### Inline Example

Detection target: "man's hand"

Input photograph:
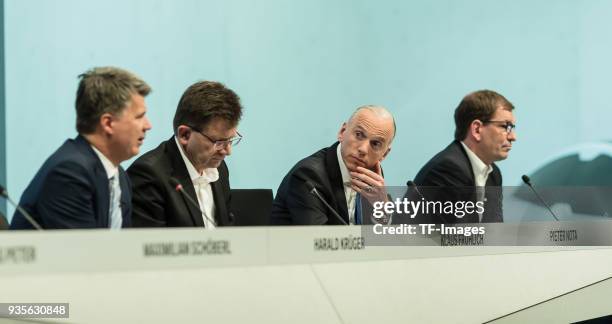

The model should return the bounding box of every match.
[350,162,388,204]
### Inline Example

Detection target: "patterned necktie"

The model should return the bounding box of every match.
[354,192,362,225]
[109,175,122,229]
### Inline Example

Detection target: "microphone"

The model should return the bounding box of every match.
[169,177,218,228]
[407,180,425,200]
[228,212,236,225]
[521,175,559,221]
[0,184,43,230]
[302,180,348,225]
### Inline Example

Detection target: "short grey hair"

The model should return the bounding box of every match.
[75,66,151,134]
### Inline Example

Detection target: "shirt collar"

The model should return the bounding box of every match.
[460,141,493,179]
[337,143,352,188]
[90,145,119,179]
[174,136,219,184]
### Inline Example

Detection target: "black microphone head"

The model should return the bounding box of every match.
[521,175,531,185]
[407,180,415,187]
[0,184,7,197]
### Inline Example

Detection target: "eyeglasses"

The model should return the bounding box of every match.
[482,120,516,133]
[189,126,243,150]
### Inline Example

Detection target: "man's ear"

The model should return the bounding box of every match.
[100,113,114,135]
[176,125,192,145]
[469,120,483,142]
[381,146,391,160]
[337,122,348,142]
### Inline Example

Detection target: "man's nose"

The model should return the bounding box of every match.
[507,129,517,142]
[219,142,232,156]
[144,117,152,131]
[357,140,369,155]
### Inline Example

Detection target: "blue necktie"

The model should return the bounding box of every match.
[354,192,362,225]
[109,175,122,229]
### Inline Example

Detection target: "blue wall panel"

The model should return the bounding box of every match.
[3,0,611,220]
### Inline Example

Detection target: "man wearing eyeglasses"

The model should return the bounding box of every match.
[271,105,395,225]
[128,81,243,228]
[413,89,516,223]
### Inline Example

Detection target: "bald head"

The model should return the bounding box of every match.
[348,105,396,141]
[338,105,395,172]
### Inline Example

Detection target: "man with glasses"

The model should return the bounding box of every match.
[128,81,243,228]
[271,105,395,225]
[413,89,516,223]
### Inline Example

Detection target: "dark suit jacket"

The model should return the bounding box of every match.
[127,137,232,227]
[413,140,503,223]
[271,142,350,225]
[10,135,132,229]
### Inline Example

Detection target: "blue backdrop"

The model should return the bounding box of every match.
[2,0,611,219]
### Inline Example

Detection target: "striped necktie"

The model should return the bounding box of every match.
[109,175,122,229]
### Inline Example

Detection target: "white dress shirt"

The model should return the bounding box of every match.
[460,141,493,222]
[175,137,219,229]
[337,144,358,225]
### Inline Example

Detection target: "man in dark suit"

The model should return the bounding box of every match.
[413,90,517,223]
[271,106,395,225]
[128,81,243,228]
[11,67,152,229]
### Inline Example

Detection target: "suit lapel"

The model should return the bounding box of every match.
[483,165,503,222]
[93,165,110,228]
[453,141,476,185]
[75,136,110,228]
[211,181,228,226]
[167,137,205,227]
[118,169,132,227]
[325,142,349,223]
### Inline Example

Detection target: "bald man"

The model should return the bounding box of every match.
[271,105,396,225]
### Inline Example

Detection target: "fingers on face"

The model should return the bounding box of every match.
[350,177,369,192]
[351,168,384,184]
[350,176,385,196]
[374,162,382,176]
